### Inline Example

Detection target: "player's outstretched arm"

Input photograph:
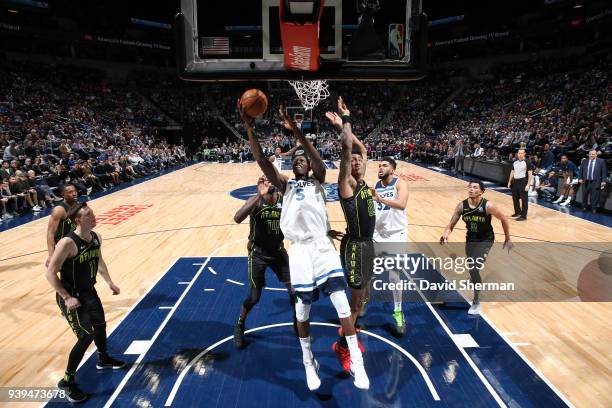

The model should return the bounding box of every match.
[373,177,409,210]
[352,134,367,162]
[326,100,367,175]
[234,177,268,223]
[441,202,463,244]
[279,105,326,183]
[238,100,288,191]
[486,202,513,251]
[351,132,368,178]
[334,97,356,199]
[280,143,301,158]
[270,143,301,162]
[234,194,260,224]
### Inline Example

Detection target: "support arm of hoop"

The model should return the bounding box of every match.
[279,1,325,72]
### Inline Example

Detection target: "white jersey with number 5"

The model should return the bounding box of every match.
[374,176,407,238]
[280,177,330,243]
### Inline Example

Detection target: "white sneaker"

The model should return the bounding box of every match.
[86,187,93,195]
[3,213,13,219]
[350,360,370,390]
[32,205,42,212]
[303,359,321,391]
[468,303,481,315]
[560,197,572,206]
[553,196,564,204]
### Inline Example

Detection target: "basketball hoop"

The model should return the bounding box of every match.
[287,79,330,111]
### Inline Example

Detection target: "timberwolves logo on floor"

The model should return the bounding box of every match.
[230,183,340,202]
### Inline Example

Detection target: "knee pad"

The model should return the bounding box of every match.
[295,297,311,323]
[330,291,351,319]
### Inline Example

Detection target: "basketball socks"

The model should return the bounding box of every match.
[64,371,75,383]
[300,336,320,391]
[345,335,363,364]
[299,336,313,363]
[347,334,369,389]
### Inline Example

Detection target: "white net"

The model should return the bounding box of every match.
[287,79,330,111]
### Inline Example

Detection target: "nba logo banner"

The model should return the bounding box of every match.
[388,24,404,59]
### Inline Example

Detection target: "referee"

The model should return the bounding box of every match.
[507,149,533,221]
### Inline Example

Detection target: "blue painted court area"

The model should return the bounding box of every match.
[46,256,571,407]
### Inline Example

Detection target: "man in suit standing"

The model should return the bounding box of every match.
[579,150,607,214]
[453,139,466,175]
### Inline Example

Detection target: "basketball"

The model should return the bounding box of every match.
[240,89,268,118]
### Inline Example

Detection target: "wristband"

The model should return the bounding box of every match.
[341,115,351,124]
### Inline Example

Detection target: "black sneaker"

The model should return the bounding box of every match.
[234,323,245,349]
[96,355,126,370]
[57,379,89,403]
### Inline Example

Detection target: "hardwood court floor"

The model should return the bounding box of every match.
[0,162,610,407]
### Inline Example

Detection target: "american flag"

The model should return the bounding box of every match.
[200,37,230,55]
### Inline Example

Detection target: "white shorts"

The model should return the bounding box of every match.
[289,237,344,293]
[374,230,408,257]
[373,230,407,243]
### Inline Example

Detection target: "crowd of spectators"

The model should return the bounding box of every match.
[216,55,609,207]
[2,52,610,222]
[0,62,187,223]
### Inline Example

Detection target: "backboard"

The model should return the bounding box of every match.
[176,0,427,81]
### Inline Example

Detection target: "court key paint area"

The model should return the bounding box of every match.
[45,256,570,407]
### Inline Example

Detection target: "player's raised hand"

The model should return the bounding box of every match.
[337,96,350,117]
[325,111,342,131]
[237,99,254,129]
[279,105,297,131]
[256,177,270,196]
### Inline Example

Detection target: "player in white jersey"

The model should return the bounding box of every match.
[239,101,369,391]
[371,157,409,336]
[269,144,300,172]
